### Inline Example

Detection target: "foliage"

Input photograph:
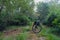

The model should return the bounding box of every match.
[0,0,34,31]
[37,2,49,23]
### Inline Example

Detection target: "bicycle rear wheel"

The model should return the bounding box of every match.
[32,25,42,33]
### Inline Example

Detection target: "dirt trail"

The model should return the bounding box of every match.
[2,28,46,40]
[3,28,22,36]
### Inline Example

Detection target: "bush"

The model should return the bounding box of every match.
[43,14,57,27]
[0,20,7,31]
[7,14,31,26]
[0,13,31,31]
[51,25,60,36]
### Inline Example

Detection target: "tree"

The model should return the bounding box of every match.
[0,0,35,31]
[37,2,49,23]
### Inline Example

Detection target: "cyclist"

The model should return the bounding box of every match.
[32,16,42,33]
[32,16,40,28]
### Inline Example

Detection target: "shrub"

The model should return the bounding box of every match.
[0,20,7,31]
[43,14,57,27]
[7,15,31,26]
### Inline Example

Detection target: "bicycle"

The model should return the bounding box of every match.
[32,23,42,33]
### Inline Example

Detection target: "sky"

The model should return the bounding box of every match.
[34,0,51,4]
[34,0,60,12]
[34,0,51,12]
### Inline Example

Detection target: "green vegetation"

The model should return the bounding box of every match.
[0,26,60,40]
[0,0,60,40]
[38,26,60,40]
[16,32,28,40]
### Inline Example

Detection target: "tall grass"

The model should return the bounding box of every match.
[39,26,60,40]
[16,32,28,40]
[0,32,28,40]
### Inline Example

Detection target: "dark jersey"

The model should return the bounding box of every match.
[34,20,40,25]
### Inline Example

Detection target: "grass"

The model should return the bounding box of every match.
[16,32,28,40]
[46,34,60,40]
[0,25,60,40]
[0,32,28,40]
[5,26,22,30]
[21,26,31,33]
[0,33,28,40]
[0,32,4,40]
[38,25,60,40]
[0,26,30,40]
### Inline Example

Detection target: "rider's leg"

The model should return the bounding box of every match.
[35,25,37,28]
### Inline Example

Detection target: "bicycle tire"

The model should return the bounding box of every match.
[32,25,42,33]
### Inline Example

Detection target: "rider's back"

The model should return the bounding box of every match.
[34,20,40,26]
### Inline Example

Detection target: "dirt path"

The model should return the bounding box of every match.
[2,28,46,40]
[3,28,22,36]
